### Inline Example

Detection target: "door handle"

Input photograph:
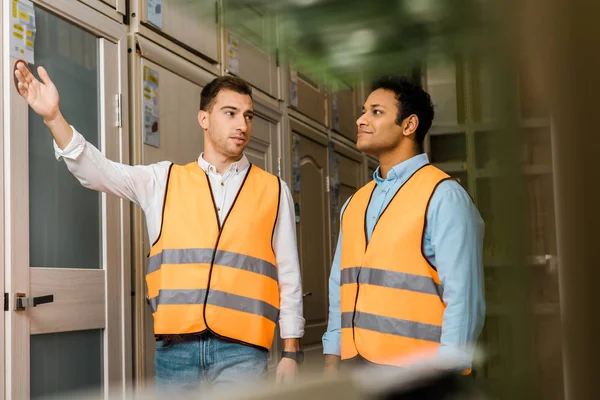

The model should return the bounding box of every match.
[303,292,312,298]
[15,293,54,311]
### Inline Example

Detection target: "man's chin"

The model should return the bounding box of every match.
[225,147,245,159]
[357,141,377,156]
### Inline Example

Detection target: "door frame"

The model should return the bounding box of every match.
[3,1,130,398]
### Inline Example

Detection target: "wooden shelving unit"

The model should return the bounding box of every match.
[423,55,563,399]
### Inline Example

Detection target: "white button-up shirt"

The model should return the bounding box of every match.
[54,127,305,339]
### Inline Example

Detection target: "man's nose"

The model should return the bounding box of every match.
[237,117,248,133]
[357,114,368,127]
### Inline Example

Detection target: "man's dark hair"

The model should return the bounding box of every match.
[371,76,434,149]
[200,76,253,111]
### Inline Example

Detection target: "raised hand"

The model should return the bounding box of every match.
[14,61,61,122]
[13,61,73,149]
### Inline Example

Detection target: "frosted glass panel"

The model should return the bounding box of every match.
[28,7,102,269]
[30,329,103,399]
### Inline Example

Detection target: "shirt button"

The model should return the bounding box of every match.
[221,182,224,186]
[217,207,221,211]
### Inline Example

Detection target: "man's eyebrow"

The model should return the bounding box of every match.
[220,106,239,111]
[362,103,385,110]
[220,106,254,114]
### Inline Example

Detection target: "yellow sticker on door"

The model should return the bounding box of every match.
[10,0,36,64]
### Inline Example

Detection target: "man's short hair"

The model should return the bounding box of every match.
[200,76,253,112]
[371,76,435,149]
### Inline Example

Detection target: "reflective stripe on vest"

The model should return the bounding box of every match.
[340,164,451,366]
[146,162,281,349]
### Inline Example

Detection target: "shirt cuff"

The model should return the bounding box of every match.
[437,344,473,370]
[322,330,341,356]
[279,316,305,339]
[53,125,85,161]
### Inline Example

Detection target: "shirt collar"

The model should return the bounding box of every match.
[373,153,430,184]
[197,153,250,175]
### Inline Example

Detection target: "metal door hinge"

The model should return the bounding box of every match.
[15,293,54,311]
[4,293,8,311]
[116,93,122,128]
[325,176,330,192]
[275,48,280,67]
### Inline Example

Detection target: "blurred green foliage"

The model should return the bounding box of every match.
[225,0,483,84]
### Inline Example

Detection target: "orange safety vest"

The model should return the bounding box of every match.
[146,162,281,350]
[340,164,451,366]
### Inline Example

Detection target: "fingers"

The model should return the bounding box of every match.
[16,62,34,84]
[37,66,53,86]
[17,81,28,97]
[14,69,26,85]
[14,68,31,89]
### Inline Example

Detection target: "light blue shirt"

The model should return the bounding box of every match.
[322,153,485,368]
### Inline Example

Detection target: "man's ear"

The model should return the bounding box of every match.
[402,114,419,137]
[198,110,209,131]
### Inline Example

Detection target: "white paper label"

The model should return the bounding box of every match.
[10,0,36,64]
[226,33,240,75]
[148,0,163,29]
[143,66,160,148]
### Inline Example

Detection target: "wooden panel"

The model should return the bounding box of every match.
[425,58,464,125]
[30,269,106,334]
[533,316,564,400]
[330,143,363,255]
[34,0,124,41]
[245,114,278,174]
[100,0,117,8]
[292,68,327,125]
[338,154,362,206]
[135,35,217,88]
[227,5,278,97]
[292,131,330,347]
[332,84,358,141]
[140,59,204,165]
[141,0,219,62]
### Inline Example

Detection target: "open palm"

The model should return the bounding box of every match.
[14,62,60,121]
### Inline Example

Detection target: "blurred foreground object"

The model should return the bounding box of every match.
[50,351,487,399]
[225,0,482,82]
[520,0,600,399]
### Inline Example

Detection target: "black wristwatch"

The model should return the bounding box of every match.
[281,350,304,365]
